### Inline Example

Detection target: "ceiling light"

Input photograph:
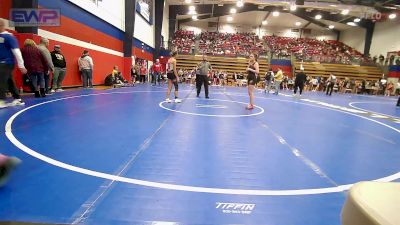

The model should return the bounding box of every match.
[354,18,361,22]
[290,4,297,11]
[341,9,349,15]
[188,10,197,15]
[192,15,198,20]
[230,8,237,14]
[236,1,244,7]
[295,22,301,26]
[389,13,397,19]
[227,16,233,22]
[189,5,196,11]
[185,0,192,3]
[328,25,335,29]
[330,5,337,7]
[315,14,322,20]
[272,11,280,17]
[262,20,268,25]
[347,22,356,26]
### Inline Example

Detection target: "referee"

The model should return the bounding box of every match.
[196,54,212,98]
[293,67,307,96]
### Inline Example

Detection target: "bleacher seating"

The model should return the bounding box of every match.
[198,32,265,56]
[293,61,383,82]
[176,54,269,83]
[172,30,195,54]
[171,31,383,84]
[264,36,367,64]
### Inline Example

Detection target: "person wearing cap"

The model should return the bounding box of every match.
[78,50,94,88]
[51,45,67,92]
[293,67,307,96]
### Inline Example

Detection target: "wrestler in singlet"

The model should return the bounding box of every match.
[247,62,257,85]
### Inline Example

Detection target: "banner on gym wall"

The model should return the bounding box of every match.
[136,0,153,24]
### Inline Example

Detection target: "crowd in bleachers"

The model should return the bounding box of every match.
[198,32,265,57]
[172,30,196,54]
[169,30,400,96]
[171,30,375,64]
[373,53,400,66]
[264,36,366,64]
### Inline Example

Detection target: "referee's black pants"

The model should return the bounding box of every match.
[293,81,304,95]
[196,75,209,97]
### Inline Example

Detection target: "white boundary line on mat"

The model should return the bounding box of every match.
[5,91,400,196]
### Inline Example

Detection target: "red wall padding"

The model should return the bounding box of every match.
[0,0,12,19]
[41,15,123,53]
[14,33,126,88]
[389,71,400,78]
[133,47,153,62]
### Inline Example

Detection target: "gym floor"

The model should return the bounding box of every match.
[1,84,399,225]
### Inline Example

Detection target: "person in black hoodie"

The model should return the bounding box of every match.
[51,45,67,92]
[293,67,307,96]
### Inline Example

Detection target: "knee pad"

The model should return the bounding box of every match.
[174,82,179,91]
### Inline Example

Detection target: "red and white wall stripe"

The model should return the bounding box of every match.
[2,0,156,88]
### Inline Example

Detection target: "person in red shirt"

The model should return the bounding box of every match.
[139,64,147,83]
[152,59,163,86]
[21,39,49,97]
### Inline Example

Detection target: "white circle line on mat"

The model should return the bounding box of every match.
[348,101,400,119]
[159,98,265,117]
[5,92,400,196]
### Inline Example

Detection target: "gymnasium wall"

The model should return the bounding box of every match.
[67,0,155,49]
[339,27,366,54]
[340,20,400,57]
[162,1,169,48]
[37,0,127,87]
[2,0,156,87]
[134,12,155,48]
[369,20,400,57]
[180,22,209,34]
[66,0,125,31]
